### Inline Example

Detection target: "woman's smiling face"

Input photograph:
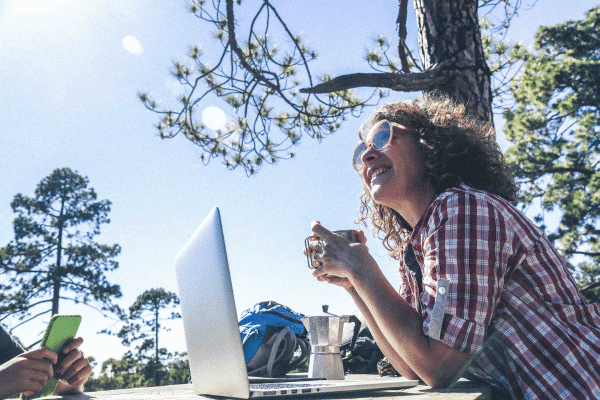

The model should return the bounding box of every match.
[359,121,431,212]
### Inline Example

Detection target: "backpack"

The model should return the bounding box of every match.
[340,312,384,374]
[239,301,310,377]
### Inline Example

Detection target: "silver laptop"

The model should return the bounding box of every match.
[174,207,418,398]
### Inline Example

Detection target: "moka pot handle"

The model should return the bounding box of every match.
[348,315,362,354]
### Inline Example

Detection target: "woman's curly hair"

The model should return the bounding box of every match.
[357,93,518,259]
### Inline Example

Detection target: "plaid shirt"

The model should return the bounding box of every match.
[398,183,600,399]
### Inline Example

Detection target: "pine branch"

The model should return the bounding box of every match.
[0,265,47,274]
[565,250,600,257]
[59,295,122,318]
[580,281,600,295]
[10,308,52,331]
[26,338,43,350]
[225,0,303,114]
[300,69,449,94]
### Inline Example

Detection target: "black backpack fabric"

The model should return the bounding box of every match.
[340,313,384,374]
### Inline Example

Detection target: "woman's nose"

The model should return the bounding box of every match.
[361,145,380,165]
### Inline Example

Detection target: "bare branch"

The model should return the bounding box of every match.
[300,69,449,94]
[9,308,52,332]
[226,0,278,94]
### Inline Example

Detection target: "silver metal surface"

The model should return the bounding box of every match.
[311,345,341,354]
[302,314,354,380]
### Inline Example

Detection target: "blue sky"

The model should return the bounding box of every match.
[1,0,597,367]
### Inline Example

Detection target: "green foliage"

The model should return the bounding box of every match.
[0,168,122,343]
[140,0,537,174]
[139,1,385,175]
[480,14,529,108]
[100,288,182,387]
[85,351,190,391]
[364,35,414,75]
[503,6,600,303]
[87,353,145,390]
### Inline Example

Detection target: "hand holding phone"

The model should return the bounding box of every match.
[20,315,81,400]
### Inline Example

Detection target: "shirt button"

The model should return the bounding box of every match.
[438,286,447,295]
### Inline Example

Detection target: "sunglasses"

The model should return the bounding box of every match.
[351,120,411,170]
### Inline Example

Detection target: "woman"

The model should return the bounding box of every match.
[308,94,600,399]
[0,325,92,399]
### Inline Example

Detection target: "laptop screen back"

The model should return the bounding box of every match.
[174,207,250,398]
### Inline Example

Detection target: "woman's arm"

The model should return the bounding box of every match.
[317,274,419,379]
[347,290,419,380]
[311,231,419,378]
[311,222,473,387]
[349,262,472,387]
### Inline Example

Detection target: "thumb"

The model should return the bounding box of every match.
[356,230,367,244]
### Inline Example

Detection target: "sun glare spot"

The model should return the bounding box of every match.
[202,106,227,131]
[122,36,143,56]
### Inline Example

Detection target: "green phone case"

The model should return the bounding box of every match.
[20,314,81,400]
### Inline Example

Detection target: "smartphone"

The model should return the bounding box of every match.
[20,314,82,400]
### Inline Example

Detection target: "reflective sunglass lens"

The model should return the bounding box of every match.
[352,142,367,168]
[372,121,391,149]
[352,121,394,170]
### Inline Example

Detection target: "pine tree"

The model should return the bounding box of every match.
[139,0,525,175]
[504,6,600,303]
[0,168,122,343]
[101,288,181,386]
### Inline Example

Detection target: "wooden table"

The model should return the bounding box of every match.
[38,376,491,400]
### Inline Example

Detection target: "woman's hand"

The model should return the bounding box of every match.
[54,337,92,395]
[0,348,57,399]
[316,274,357,293]
[308,221,377,289]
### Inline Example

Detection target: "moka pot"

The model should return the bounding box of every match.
[301,313,361,380]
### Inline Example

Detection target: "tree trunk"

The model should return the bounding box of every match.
[155,307,160,386]
[52,200,65,315]
[301,0,493,124]
[414,0,493,123]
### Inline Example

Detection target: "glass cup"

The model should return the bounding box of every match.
[304,230,359,269]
